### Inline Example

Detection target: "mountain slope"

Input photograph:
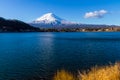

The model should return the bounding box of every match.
[0,17,39,32]
[30,13,76,27]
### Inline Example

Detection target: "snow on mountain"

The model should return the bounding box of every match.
[30,13,77,27]
[34,13,63,23]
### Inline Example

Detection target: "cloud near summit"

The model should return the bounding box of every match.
[84,10,108,19]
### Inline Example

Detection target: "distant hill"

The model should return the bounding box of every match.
[0,17,40,32]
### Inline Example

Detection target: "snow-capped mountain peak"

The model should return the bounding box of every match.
[30,13,78,27]
[34,13,64,24]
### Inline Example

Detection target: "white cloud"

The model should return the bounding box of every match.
[84,10,108,18]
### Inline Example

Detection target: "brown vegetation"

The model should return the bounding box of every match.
[53,62,120,80]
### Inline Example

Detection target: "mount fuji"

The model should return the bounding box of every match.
[30,13,78,27]
[29,13,115,29]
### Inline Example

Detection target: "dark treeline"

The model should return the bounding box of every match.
[0,17,40,32]
[39,27,120,32]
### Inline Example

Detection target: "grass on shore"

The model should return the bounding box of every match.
[53,70,76,80]
[53,62,120,80]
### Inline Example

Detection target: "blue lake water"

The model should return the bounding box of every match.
[0,32,120,80]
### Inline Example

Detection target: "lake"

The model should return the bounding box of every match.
[0,32,120,80]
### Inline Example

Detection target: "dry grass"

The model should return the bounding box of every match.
[53,62,120,80]
[53,69,76,80]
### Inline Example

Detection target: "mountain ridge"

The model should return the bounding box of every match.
[30,13,77,27]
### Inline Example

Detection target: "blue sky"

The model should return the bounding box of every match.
[0,0,120,25]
